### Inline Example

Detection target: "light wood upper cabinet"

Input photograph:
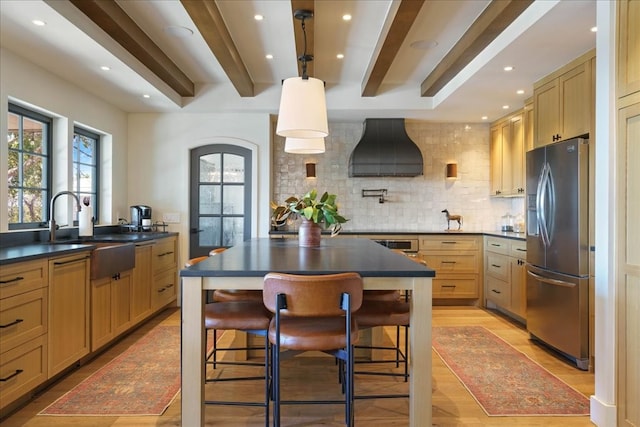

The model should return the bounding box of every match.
[617,0,640,97]
[523,98,534,152]
[490,110,525,196]
[533,50,595,147]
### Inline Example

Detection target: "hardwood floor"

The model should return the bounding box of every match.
[1,306,595,426]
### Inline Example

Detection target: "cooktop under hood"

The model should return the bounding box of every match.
[348,119,423,177]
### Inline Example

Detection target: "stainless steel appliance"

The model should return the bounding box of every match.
[131,205,152,232]
[526,137,589,370]
[371,236,419,256]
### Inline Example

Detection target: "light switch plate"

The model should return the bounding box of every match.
[163,212,180,223]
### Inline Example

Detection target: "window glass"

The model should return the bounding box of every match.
[7,105,51,227]
[72,128,99,220]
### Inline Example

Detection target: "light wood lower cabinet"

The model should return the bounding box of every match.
[484,236,527,321]
[48,253,91,378]
[151,236,178,311]
[419,235,482,302]
[0,259,49,413]
[91,270,133,351]
[131,242,153,325]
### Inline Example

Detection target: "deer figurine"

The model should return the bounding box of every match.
[442,209,463,230]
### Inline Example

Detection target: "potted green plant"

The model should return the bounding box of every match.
[271,189,348,246]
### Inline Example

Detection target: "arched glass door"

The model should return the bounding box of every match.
[189,144,251,258]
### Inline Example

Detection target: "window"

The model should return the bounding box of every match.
[7,104,51,229]
[73,127,99,221]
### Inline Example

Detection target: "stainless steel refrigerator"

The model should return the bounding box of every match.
[525,137,590,370]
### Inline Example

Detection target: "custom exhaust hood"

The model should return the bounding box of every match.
[348,118,424,177]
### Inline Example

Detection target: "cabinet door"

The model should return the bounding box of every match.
[617,0,640,97]
[490,125,503,196]
[91,277,113,351]
[510,113,525,194]
[509,257,527,319]
[112,271,132,336]
[500,121,513,195]
[560,62,591,140]
[48,254,90,377]
[534,78,560,147]
[131,243,153,325]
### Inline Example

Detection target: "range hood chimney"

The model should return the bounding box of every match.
[348,118,423,177]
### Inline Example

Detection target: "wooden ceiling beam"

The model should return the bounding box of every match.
[362,0,426,97]
[420,0,534,97]
[291,0,315,79]
[68,0,194,97]
[181,0,254,97]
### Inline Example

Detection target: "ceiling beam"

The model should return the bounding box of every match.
[291,0,315,79]
[420,0,534,97]
[67,0,194,97]
[361,0,426,97]
[180,0,254,97]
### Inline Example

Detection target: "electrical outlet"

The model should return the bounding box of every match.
[163,212,180,223]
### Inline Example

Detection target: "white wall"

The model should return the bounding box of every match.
[272,120,522,232]
[0,47,129,230]
[127,112,272,263]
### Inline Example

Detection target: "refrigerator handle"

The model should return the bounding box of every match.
[537,163,550,246]
[546,165,556,244]
[527,270,576,288]
[536,164,546,243]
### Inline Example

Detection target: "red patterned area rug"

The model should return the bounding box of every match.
[39,325,213,416]
[432,326,590,416]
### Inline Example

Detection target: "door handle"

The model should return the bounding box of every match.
[190,228,204,234]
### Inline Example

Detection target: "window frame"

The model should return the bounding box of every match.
[7,103,53,230]
[72,126,100,223]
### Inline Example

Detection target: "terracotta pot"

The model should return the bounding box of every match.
[298,219,322,247]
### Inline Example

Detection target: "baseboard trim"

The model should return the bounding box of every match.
[590,394,617,426]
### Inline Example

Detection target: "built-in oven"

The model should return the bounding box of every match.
[370,235,419,256]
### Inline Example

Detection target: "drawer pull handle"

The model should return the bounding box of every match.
[491,264,501,268]
[158,251,174,257]
[54,256,90,266]
[0,276,24,285]
[0,318,24,329]
[158,287,166,293]
[442,285,456,289]
[441,241,457,244]
[0,369,24,382]
[165,284,174,288]
[441,261,456,264]
[491,289,501,294]
[491,243,501,247]
[516,248,526,252]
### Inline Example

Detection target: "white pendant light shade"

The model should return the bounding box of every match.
[276,76,328,138]
[284,137,325,154]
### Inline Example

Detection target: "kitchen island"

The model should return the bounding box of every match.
[180,237,435,426]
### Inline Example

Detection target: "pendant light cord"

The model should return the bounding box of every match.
[297,14,312,80]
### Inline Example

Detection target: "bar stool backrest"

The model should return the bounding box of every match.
[263,272,363,317]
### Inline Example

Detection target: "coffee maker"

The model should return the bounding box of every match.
[131,205,152,231]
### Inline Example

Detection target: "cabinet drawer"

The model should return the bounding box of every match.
[0,259,48,300]
[0,288,47,353]
[485,237,509,255]
[486,253,510,281]
[152,238,177,274]
[422,253,478,274]
[510,241,527,258]
[0,335,47,410]
[419,236,479,251]
[486,276,511,307]
[152,269,177,309]
[433,275,479,298]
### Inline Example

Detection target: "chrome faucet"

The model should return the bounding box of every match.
[49,191,82,242]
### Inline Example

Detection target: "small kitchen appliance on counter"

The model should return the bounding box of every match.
[130,205,152,231]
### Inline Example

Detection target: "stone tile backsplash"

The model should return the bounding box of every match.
[272,121,523,232]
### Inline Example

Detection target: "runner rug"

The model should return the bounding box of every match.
[432,326,590,416]
[39,325,214,416]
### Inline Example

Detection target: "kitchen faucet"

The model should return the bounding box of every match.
[49,191,82,242]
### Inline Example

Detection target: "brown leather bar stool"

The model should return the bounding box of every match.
[263,272,363,427]
[184,256,271,424]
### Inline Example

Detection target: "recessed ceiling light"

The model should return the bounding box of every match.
[254,14,264,21]
[502,105,510,109]
[516,89,524,95]
[265,54,273,59]
[100,66,110,71]
[164,26,193,38]
[591,26,597,32]
[410,39,438,50]
[342,14,352,21]
[142,94,151,99]
[503,66,514,72]
[32,19,46,26]
[481,116,488,120]
[336,53,344,59]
